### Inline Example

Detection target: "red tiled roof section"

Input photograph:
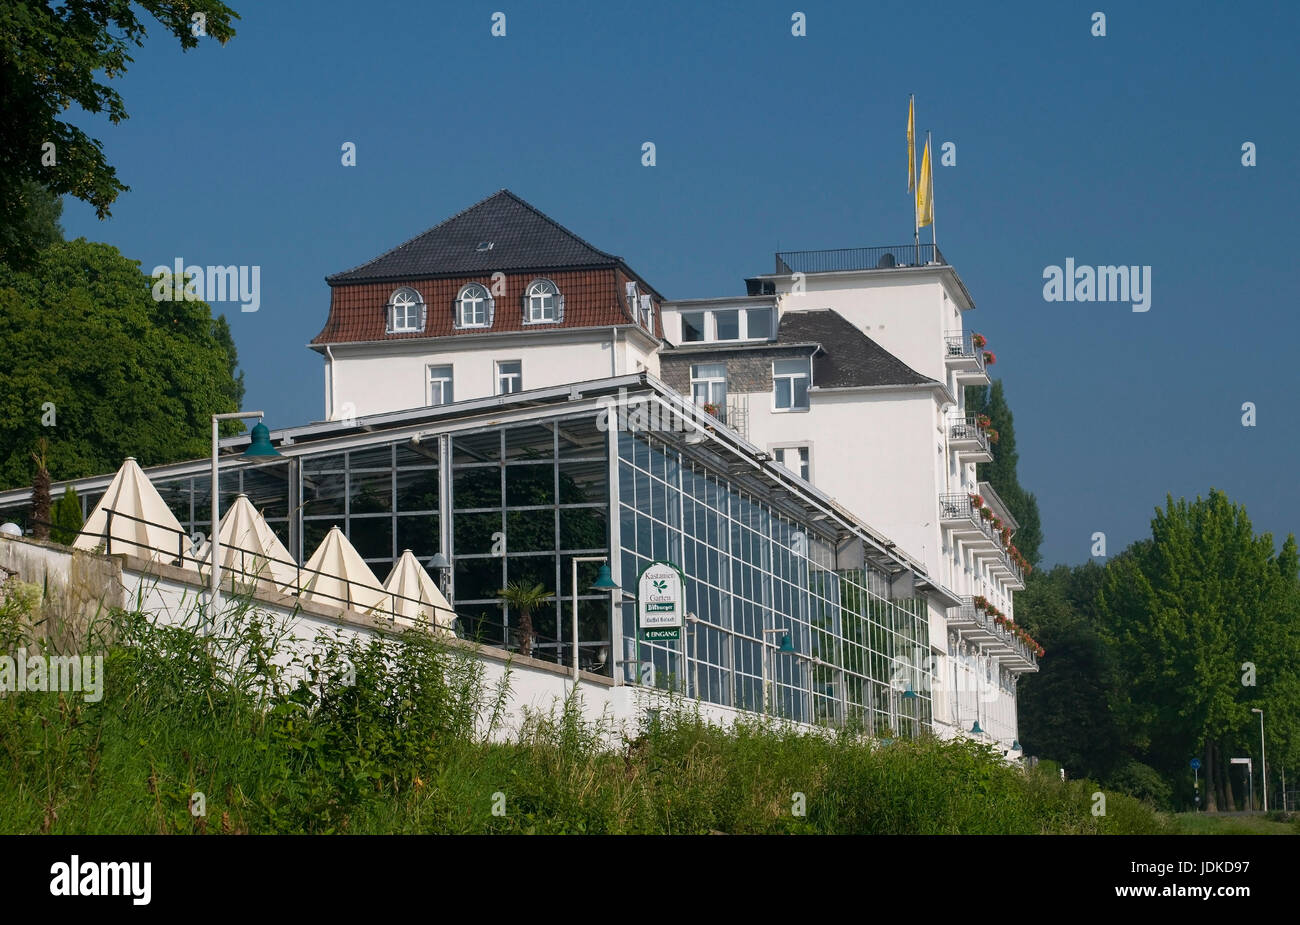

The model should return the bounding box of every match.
[312,268,663,344]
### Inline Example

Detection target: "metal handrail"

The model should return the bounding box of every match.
[775,244,946,274]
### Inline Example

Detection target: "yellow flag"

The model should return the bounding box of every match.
[916,134,933,228]
[907,96,915,194]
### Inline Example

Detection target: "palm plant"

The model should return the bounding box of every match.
[498,581,553,658]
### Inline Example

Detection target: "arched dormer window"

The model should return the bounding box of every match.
[386,287,425,334]
[455,283,494,329]
[524,279,563,324]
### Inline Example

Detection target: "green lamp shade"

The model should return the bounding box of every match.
[589,563,619,590]
[243,422,281,458]
[901,687,919,700]
[777,634,795,653]
[1011,739,1021,751]
[970,721,984,735]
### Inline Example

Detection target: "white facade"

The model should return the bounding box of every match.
[659,260,1034,747]
[322,326,661,420]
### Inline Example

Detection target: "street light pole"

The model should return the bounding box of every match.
[571,556,619,683]
[1252,707,1268,812]
[210,411,269,628]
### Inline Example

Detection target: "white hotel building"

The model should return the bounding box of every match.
[1,191,1036,748]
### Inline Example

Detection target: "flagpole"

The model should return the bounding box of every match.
[911,95,919,266]
[927,130,937,261]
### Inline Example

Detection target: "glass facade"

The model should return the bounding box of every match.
[617,428,933,732]
[0,390,938,732]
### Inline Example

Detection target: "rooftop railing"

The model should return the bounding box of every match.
[775,243,946,275]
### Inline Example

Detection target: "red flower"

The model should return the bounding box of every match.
[983,351,997,365]
[972,333,987,349]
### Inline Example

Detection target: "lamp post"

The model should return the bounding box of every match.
[209,412,280,628]
[571,556,620,682]
[1251,707,1268,812]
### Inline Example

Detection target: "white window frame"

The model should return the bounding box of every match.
[772,356,811,412]
[386,287,425,334]
[690,362,727,411]
[771,444,812,481]
[679,306,774,344]
[496,359,522,395]
[639,293,655,332]
[427,364,454,406]
[455,283,494,329]
[524,279,562,324]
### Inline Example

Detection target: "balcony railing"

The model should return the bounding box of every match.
[948,414,992,461]
[944,331,988,380]
[775,243,946,275]
[940,493,1025,587]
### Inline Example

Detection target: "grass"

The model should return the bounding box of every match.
[1166,813,1298,835]
[0,583,1175,834]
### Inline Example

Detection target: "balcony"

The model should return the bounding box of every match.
[775,244,946,274]
[939,493,997,550]
[948,415,992,463]
[946,596,1001,644]
[1004,637,1040,673]
[944,332,989,384]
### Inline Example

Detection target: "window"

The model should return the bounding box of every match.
[714,309,740,340]
[428,365,454,405]
[387,287,424,333]
[690,363,727,415]
[525,279,561,323]
[456,283,493,328]
[639,294,655,332]
[774,446,810,481]
[681,311,705,342]
[773,357,811,410]
[675,306,773,344]
[496,360,522,395]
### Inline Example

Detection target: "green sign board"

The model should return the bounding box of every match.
[637,560,685,641]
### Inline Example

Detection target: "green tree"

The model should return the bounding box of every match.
[0,238,245,489]
[0,1,239,268]
[29,437,51,540]
[967,380,1042,567]
[498,581,553,657]
[1097,490,1300,812]
[1016,564,1128,783]
[0,181,63,264]
[50,485,83,545]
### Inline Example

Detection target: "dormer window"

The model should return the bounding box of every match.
[525,279,563,323]
[386,287,425,334]
[455,283,494,329]
[638,293,655,332]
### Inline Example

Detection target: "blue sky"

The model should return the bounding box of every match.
[56,0,1300,567]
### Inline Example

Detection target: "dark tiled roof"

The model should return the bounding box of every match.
[327,190,623,283]
[777,310,934,388]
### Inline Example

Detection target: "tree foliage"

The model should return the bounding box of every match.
[1020,489,1300,811]
[0,0,239,268]
[0,238,245,489]
[967,380,1042,567]
[51,485,83,545]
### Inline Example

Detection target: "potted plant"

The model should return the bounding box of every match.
[986,427,1000,444]
[969,492,984,508]
[974,414,992,430]
[701,401,720,419]
[980,506,993,521]
[498,580,554,658]
[971,333,987,349]
[983,350,997,365]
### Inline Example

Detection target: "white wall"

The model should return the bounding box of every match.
[327,329,659,420]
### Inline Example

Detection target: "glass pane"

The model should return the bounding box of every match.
[793,377,809,408]
[453,466,501,509]
[350,470,392,513]
[714,310,740,340]
[692,362,725,380]
[396,514,439,555]
[349,445,394,470]
[558,459,607,504]
[302,472,345,516]
[774,358,807,376]
[454,557,506,603]
[241,463,290,520]
[453,431,500,464]
[745,309,772,339]
[349,516,392,561]
[681,311,705,342]
[560,506,607,551]
[504,423,553,459]
[507,508,556,553]
[395,468,440,513]
[774,379,792,409]
[507,463,555,506]
[454,510,502,557]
